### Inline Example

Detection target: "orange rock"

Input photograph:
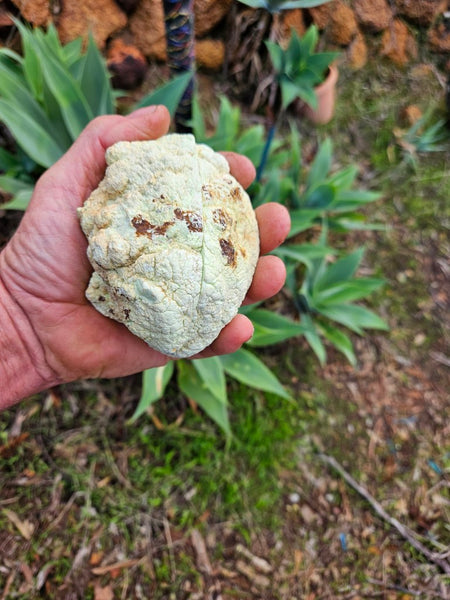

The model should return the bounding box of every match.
[9,0,50,26]
[428,22,450,53]
[107,38,147,89]
[347,30,368,69]
[196,38,225,70]
[380,19,418,66]
[128,0,167,61]
[56,0,127,49]
[194,0,233,38]
[401,104,422,126]
[280,9,305,37]
[329,1,358,46]
[409,63,435,80]
[130,0,231,61]
[395,0,447,25]
[0,1,14,27]
[272,9,305,48]
[354,0,392,31]
[116,0,140,13]
[308,3,332,30]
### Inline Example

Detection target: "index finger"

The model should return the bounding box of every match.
[220,151,256,189]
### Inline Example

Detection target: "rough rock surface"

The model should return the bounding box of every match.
[347,30,368,69]
[78,134,260,358]
[194,0,233,38]
[128,0,167,60]
[56,0,127,48]
[308,4,332,30]
[9,0,50,26]
[380,18,418,65]
[329,1,358,46]
[0,2,13,27]
[428,22,450,53]
[396,0,447,25]
[274,8,305,46]
[354,0,392,31]
[107,37,147,89]
[196,38,225,70]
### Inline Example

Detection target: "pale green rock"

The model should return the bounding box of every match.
[78,134,259,358]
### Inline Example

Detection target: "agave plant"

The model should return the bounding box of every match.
[395,110,450,169]
[0,21,191,209]
[266,25,339,111]
[132,350,292,436]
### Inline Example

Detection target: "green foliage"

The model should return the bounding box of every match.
[192,99,387,368]
[192,95,277,166]
[178,360,231,435]
[252,132,384,234]
[237,0,331,13]
[0,22,190,209]
[0,21,113,169]
[133,351,292,435]
[134,71,194,116]
[244,308,306,346]
[397,110,450,169]
[266,26,339,110]
[130,362,175,421]
[0,175,33,209]
[292,250,387,365]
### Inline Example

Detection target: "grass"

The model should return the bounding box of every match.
[0,381,309,596]
[1,53,449,598]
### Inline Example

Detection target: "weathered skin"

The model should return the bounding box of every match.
[78,134,259,358]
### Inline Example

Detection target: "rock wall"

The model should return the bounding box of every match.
[308,0,449,67]
[1,0,231,71]
[1,0,448,77]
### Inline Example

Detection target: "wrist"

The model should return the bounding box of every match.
[0,266,59,409]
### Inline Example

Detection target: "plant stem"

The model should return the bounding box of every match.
[256,121,276,182]
[163,0,195,133]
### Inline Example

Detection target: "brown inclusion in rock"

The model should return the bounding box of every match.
[131,215,174,239]
[219,238,236,267]
[174,208,203,232]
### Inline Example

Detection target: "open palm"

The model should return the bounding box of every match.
[0,106,289,387]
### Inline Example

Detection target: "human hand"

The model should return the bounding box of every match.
[0,106,289,405]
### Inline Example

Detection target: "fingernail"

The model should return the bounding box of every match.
[128,105,162,119]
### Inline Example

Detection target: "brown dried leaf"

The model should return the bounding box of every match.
[236,560,270,588]
[91,558,141,575]
[235,544,272,574]
[191,529,212,575]
[94,583,114,600]
[3,509,34,540]
[0,434,29,459]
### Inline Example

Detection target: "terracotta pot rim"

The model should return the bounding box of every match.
[304,63,339,125]
[315,63,339,93]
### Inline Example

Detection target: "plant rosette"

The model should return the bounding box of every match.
[266,25,340,121]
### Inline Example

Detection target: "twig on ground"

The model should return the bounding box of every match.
[0,569,16,600]
[163,517,176,583]
[100,429,131,489]
[318,453,450,575]
[366,578,422,596]
[191,529,213,575]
